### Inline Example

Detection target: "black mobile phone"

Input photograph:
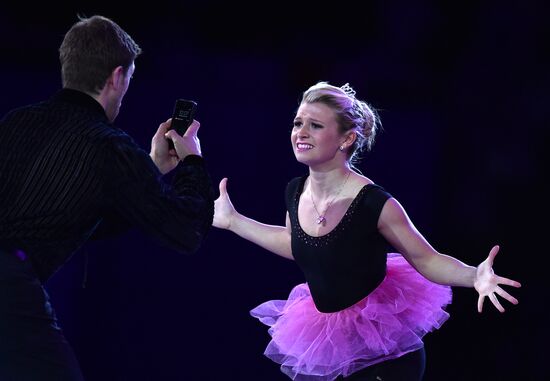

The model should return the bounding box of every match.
[170,99,197,136]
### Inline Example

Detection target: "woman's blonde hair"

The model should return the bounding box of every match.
[301,81,379,166]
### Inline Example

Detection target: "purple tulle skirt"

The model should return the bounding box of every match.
[250,253,452,380]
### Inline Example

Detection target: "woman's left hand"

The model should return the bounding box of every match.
[474,245,521,313]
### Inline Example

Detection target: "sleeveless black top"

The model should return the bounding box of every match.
[285,176,392,313]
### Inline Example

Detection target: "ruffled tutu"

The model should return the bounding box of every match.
[250,253,452,380]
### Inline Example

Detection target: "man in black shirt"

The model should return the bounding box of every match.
[0,15,214,380]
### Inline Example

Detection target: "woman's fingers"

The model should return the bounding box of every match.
[489,292,505,313]
[495,286,519,305]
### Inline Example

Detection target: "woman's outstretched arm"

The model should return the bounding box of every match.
[378,198,521,312]
[213,178,293,260]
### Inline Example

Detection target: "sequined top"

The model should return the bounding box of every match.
[285,175,392,313]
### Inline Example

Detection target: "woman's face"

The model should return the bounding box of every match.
[291,102,344,168]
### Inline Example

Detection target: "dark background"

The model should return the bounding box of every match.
[1,1,547,380]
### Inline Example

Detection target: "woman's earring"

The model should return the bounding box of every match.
[339,145,344,151]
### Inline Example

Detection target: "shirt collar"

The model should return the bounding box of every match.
[52,88,110,123]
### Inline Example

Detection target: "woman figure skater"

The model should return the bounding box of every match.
[213,82,521,380]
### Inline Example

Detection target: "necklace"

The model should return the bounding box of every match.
[309,171,351,225]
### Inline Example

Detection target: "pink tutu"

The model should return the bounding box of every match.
[250,253,452,380]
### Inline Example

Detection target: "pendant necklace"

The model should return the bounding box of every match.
[309,171,351,225]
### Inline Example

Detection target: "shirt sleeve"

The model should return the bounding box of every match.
[285,176,303,212]
[363,184,392,230]
[100,132,214,254]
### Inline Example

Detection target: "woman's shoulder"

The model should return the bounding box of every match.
[284,175,307,209]
[354,173,391,193]
[349,174,393,209]
[286,175,307,192]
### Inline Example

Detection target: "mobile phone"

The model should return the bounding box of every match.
[170,99,197,136]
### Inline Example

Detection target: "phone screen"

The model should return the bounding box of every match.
[171,99,197,135]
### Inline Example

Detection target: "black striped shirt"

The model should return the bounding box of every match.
[0,89,214,282]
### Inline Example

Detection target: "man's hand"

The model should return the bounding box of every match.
[150,119,202,174]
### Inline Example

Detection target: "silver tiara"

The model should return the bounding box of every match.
[340,83,356,98]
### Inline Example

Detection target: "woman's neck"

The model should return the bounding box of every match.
[307,166,352,199]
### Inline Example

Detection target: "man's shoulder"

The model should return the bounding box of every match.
[1,100,45,122]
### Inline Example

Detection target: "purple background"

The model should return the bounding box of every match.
[1,1,546,380]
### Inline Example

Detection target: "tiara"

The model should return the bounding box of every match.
[340,83,356,98]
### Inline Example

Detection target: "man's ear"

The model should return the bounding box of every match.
[107,66,126,91]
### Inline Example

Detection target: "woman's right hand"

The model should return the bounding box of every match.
[213,178,237,230]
